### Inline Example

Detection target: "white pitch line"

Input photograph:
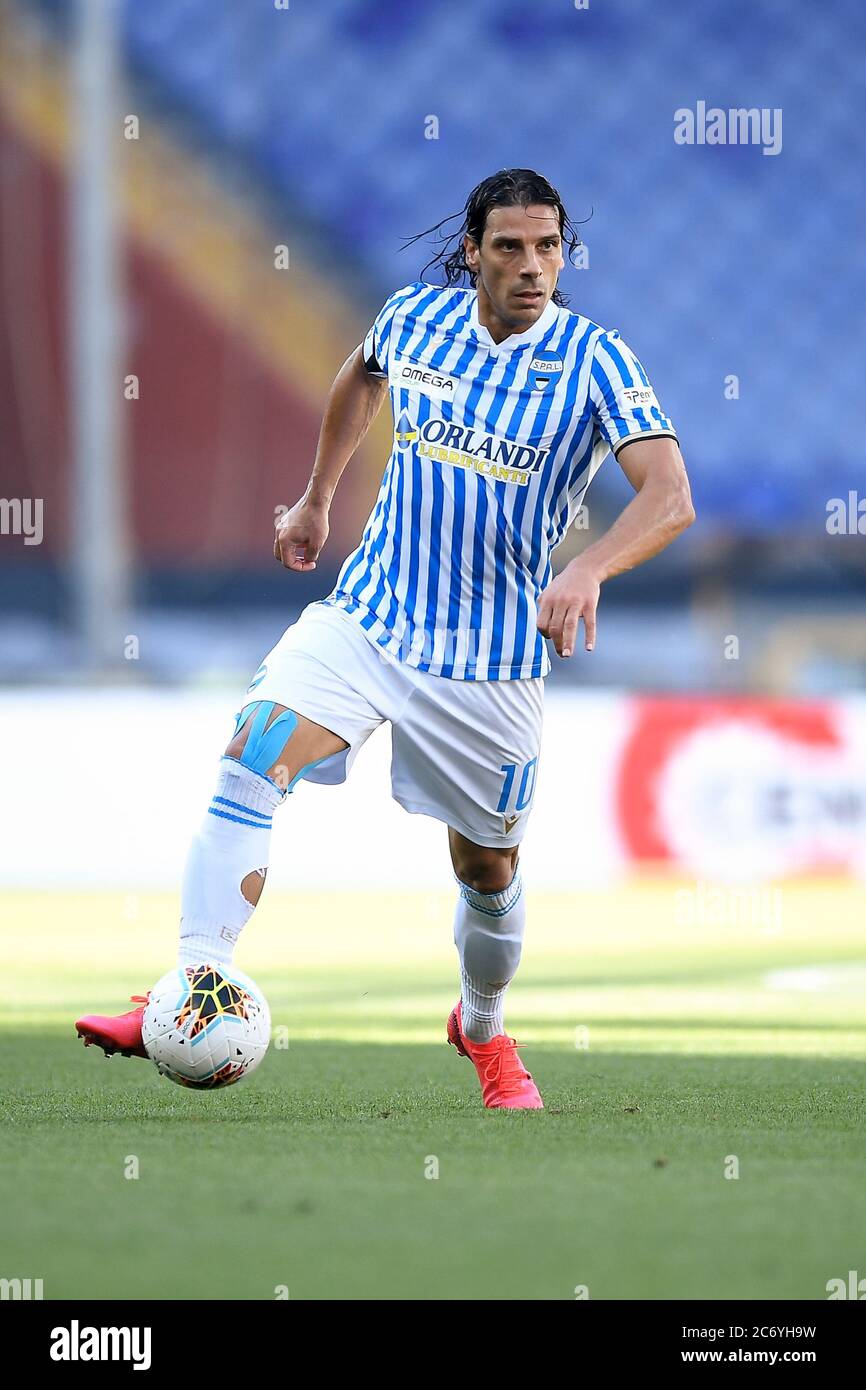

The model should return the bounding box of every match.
[763,962,866,993]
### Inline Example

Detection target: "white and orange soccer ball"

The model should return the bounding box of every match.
[141,964,271,1089]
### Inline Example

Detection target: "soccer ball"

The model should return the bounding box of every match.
[141,964,271,1089]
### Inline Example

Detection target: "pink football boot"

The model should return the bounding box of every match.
[75,994,150,1060]
[447,1000,543,1109]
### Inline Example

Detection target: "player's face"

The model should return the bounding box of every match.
[464,203,565,338]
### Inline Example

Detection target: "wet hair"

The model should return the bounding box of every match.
[401,168,586,307]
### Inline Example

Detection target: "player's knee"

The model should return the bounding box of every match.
[224,700,299,784]
[453,846,519,896]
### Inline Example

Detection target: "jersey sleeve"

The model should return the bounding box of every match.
[361,283,424,378]
[589,330,678,456]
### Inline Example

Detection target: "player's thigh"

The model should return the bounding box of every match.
[391,675,544,848]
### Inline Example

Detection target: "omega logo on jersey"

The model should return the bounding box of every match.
[409,417,550,486]
[389,356,458,403]
[528,352,563,391]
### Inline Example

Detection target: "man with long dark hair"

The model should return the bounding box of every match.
[76,169,694,1110]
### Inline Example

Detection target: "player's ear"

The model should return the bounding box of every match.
[463,233,479,271]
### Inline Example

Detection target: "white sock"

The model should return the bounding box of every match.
[178,757,284,969]
[453,867,525,1043]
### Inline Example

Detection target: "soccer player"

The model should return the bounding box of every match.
[76,169,694,1108]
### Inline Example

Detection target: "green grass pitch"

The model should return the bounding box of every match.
[1,881,864,1300]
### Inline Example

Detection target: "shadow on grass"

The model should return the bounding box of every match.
[1,1033,864,1130]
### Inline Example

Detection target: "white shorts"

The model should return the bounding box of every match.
[244,601,545,848]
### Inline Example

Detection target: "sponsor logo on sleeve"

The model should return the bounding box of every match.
[618,384,659,412]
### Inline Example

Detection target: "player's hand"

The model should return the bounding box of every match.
[536,558,601,657]
[273,497,330,572]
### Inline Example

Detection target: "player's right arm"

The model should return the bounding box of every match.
[274,344,388,572]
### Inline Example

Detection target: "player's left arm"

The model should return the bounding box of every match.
[536,435,694,657]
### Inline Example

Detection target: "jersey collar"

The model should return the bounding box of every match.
[468,291,559,351]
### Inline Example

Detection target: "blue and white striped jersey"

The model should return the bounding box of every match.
[318,281,677,680]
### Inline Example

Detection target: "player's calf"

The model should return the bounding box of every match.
[447,858,543,1106]
[452,864,525,1043]
[178,702,347,969]
[448,828,525,1043]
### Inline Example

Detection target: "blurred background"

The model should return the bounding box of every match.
[3,0,866,686]
[2,0,866,1304]
[1,0,864,883]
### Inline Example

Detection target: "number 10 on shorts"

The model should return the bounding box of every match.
[497,758,538,813]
